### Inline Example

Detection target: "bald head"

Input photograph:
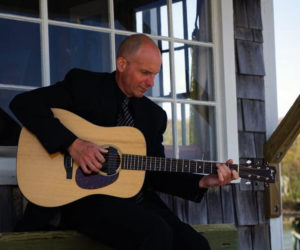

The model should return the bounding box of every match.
[117,34,160,59]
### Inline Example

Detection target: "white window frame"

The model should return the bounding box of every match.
[261,0,283,249]
[0,0,239,184]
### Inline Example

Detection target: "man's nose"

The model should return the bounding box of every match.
[146,75,155,87]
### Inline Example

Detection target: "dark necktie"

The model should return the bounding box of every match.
[117,98,143,202]
[117,98,135,126]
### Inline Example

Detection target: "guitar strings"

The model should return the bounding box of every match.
[96,152,273,181]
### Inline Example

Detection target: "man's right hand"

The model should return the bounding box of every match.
[67,138,108,174]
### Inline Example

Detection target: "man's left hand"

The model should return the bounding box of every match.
[198,159,239,188]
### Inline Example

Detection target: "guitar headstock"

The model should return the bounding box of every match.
[239,160,276,184]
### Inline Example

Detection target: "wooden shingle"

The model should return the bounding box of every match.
[238,226,253,250]
[256,191,266,223]
[221,185,235,223]
[253,29,263,43]
[235,27,253,41]
[236,75,265,100]
[234,186,258,225]
[238,132,256,158]
[206,187,223,224]
[242,100,266,132]
[185,199,208,225]
[236,40,265,76]
[246,0,263,29]
[237,99,244,131]
[254,132,265,158]
[252,224,269,250]
[233,0,248,28]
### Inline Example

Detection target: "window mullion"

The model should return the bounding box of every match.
[167,0,179,158]
[40,0,50,86]
[109,0,116,71]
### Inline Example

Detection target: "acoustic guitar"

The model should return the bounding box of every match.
[17,108,276,207]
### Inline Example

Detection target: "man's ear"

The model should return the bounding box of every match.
[116,57,127,72]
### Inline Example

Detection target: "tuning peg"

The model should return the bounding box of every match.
[246,160,252,165]
[245,181,251,185]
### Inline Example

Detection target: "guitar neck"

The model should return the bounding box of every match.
[121,154,238,175]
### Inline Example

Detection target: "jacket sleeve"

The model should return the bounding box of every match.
[145,107,208,202]
[10,70,78,154]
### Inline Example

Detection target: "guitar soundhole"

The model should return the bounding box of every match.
[102,146,121,176]
[75,146,121,190]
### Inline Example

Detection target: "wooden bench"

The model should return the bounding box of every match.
[0,224,237,250]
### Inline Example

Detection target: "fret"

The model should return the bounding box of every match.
[210,162,213,174]
[150,157,152,171]
[122,155,125,169]
[196,161,201,173]
[126,155,129,169]
[185,160,189,173]
[145,156,148,170]
[189,160,191,173]
[139,155,142,170]
[125,155,128,169]
[127,155,130,169]
[159,158,162,171]
[169,159,172,172]
[177,160,181,172]
[164,158,167,172]
[136,155,139,170]
[143,156,146,170]
[182,160,186,173]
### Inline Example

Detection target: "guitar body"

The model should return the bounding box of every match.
[17,108,146,207]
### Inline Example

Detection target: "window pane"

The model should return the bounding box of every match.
[114,0,168,36]
[48,0,109,28]
[0,89,22,146]
[0,0,39,18]
[155,102,174,158]
[0,18,41,86]
[177,103,216,161]
[0,89,22,123]
[172,0,211,42]
[115,35,171,98]
[49,26,111,83]
[174,43,214,101]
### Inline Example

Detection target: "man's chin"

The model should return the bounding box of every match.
[134,91,145,98]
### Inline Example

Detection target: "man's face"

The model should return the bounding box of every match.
[116,43,162,98]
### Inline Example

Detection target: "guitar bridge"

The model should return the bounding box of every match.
[64,152,73,179]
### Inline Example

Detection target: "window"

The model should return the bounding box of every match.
[0,0,238,170]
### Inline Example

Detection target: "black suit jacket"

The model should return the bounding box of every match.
[10,68,206,202]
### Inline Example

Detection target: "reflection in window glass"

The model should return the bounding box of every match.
[49,26,111,84]
[0,89,23,123]
[48,0,109,27]
[0,19,41,86]
[174,43,214,101]
[0,0,39,18]
[177,103,216,161]
[114,0,168,36]
[115,35,171,98]
[172,0,211,42]
[0,89,23,146]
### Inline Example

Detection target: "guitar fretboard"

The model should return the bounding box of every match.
[121,154,238,175]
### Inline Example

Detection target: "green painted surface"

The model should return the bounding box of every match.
[0,224,237,250]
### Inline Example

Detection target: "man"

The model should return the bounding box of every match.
[11,34,238,250]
